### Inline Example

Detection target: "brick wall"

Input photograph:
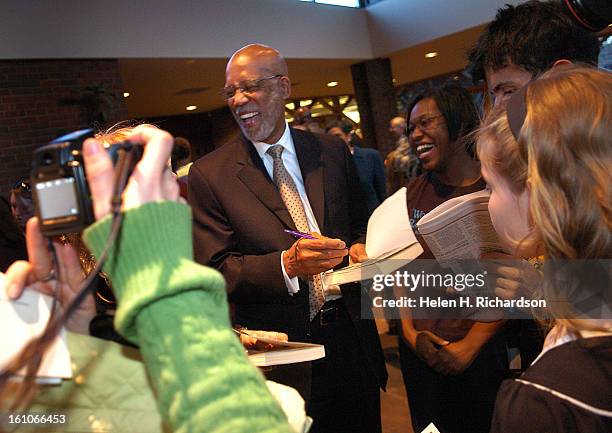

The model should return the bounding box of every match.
[0,60,128,193]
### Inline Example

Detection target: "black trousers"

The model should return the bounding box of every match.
[399,335,509,433]
[307,301,382,433]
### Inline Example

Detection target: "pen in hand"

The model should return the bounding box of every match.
[284,229,317,240]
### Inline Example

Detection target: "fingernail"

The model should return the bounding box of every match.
[84,138,100,156]
[7,284,19,299]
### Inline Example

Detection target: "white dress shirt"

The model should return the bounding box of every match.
[252,122,341,299]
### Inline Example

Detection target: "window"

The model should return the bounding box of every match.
[599,35,612,71]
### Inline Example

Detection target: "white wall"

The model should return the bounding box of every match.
[366,0,526,56]
[0,0,372,59]
[1,0,530,60]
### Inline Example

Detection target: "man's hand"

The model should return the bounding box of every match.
[283,235,347,279]
[349,243,368,264]
[240,330,289,351]
[431,338,480,376]
[414,330,449,368]
[4,218,95,334]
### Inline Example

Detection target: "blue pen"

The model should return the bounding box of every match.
[284,229,317,240]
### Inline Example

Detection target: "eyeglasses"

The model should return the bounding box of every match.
[220,74,284,100]
[407,114,445,135]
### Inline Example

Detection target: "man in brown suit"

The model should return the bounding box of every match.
[188,44,387,433]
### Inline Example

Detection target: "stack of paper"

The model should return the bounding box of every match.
[322,188,423,285]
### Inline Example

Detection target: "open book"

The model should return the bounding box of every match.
[416,189,507,272]
[322,187,423,285]
[240,331,325,367]
[0,273,72,383]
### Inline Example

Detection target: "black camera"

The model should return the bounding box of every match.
[564,0,612,32]
[31,129,142,236]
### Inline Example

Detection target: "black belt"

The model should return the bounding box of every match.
[318,298,345,326]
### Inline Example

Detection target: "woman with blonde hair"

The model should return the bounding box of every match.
[477,65,611,432]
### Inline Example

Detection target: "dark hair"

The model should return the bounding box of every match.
[171,137,192,172]
[467,0,600,83]
[407,84,479,156]
[326,121,353,135]
[0,195,25,247]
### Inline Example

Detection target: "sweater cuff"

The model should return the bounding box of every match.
[83,201,227,342]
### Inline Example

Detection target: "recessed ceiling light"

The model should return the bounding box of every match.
[425,52,438,59]
[186,105,197,111]
[123,92,130,98]
[327,81,339,87]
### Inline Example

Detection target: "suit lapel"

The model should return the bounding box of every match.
[353,147,367,178]
[292,129,325,230]
[235,135,296,230]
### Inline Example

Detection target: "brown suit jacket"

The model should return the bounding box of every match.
[188,127,387,390]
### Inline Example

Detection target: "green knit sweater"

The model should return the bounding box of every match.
[83,202,293,433]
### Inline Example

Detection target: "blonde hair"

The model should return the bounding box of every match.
[62,122,157,276]
[477,102,539,253]
[477,65,612,333]
[95,120,154,144]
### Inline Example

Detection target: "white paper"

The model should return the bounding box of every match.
[0,273,72,380]
[365,187,416,257]
[421,423,442,433]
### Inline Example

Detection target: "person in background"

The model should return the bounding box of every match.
[10,180,35,232]
[385,116,420,194]
[292,106,325,134]
[399,84,508,433]
[327,121,386,216]
[478,65,611,433]
[172,137,193,176]
[171,136,194,198]
[0,196,27,272]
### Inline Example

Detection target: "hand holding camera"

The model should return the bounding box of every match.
[82,125,179,220]
[31,125,178,236]
[5,125,178,333]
